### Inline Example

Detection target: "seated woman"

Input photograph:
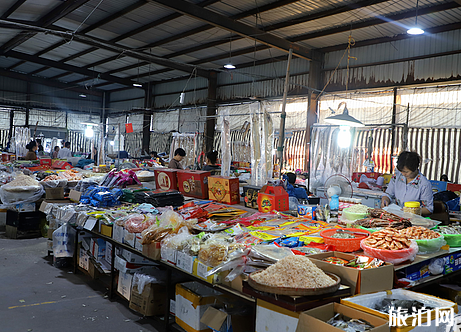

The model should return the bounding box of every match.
[381,151,433,216]
[202,151,220,173]
[25,141,38,161]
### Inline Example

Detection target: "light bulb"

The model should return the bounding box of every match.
[337,126,351,149]
[224,63,236,69]
[407,27,424,35]
[85,126,94,138]
[132,83,143,87]
[110,141,115,146]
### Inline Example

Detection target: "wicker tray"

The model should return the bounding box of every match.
[247,271,341,296]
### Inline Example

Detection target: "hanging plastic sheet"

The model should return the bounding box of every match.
[309,125,354,192]
[221,108,231,176]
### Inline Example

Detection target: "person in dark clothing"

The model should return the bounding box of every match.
[150,151,165,166]
[283,172,308,200]
[36,138,44,153]
[168,148,186,169]
[441,174,449,182]
[202,151,220,172]
[25,141,38,160]
[87,146,98,162]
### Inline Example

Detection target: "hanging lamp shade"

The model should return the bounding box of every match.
[325,104,364,127]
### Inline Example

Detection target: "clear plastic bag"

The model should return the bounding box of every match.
[360,239,418,265]
[41,179,68,188]
[415,236,447,254]
[428,258,445,275]
[0,185,44,204]
[161,226,192,250]
[125,214,153,233]
[132,273,163,294]
[52,224,76,258]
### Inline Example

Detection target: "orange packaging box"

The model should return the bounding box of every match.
[208,176,240,205]
[257,185,289,213]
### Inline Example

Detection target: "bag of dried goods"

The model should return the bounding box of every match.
[360,228,418,264]
[124,214,154,233]
[250,255,336,289]
[399,226,446,254]
[0,173,44,204]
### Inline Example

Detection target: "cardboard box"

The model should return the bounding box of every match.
[123,229,135,247]
[297,205,317,219]
[400,260,430,281]
[256,299,299,332]
[200,306,252,332]
[257,185,289,213]
[117,271,133,300]
[78,248,90,271]
[114,256,159,275]
[129,283,167,316]
[161,246,177,265]
[308,252,394,294]
[51,160,73,169]
[142,242,161,260]
[154,169,179,190]
[430,180,448,193]
[100,223,112,238]
[340,289,457,331]
[243,185,262,209]
[177,170,210,199]
[444,251,461,275]
[439,284,461,303]
[113,224,124,243]
[14,202,36,212]
[193,259,223,284]
[208,176,240,205]
[134,233,143,251]
[296,303,389,332]
[90,238,106,262]
[69,189,82,203]
[176,252,196,274]
[105,241,113,265]
[46,187,64,200]
[175,282,222,332]
[121,249,155,265]
[40,157,52,166]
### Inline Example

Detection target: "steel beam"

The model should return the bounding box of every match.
[147,0,317,61]
[6,50,135,87]
[1,0,27,19]
[0,0,91,54]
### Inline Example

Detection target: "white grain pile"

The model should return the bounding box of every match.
[252,255,335,288]
[6,174,39,187]
[345,204,369,214]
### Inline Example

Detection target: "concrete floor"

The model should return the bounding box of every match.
[0,234,160,332]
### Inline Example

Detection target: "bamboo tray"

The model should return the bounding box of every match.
[247,271,341,296]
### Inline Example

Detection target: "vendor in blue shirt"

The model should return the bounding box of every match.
[381,151,433,216]
[283,172,308,200]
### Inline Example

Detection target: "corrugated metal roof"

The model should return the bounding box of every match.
[8,0,60,21]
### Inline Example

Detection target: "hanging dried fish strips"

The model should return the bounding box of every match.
[251,255,335,289]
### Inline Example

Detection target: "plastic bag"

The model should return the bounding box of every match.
[428,258,445,275]
[52,224,76,258]
[161,226,192,250]
[383,205,441,228]
[415,236,446,254]
[0,185,44,204]
[289,196,299,210]
[125,214,154,233]
[132,273,162,294]
[360,239,418,265]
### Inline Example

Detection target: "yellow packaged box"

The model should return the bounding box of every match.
[175,282,223,332]
[341,289,457,332]
[208,176,240,205]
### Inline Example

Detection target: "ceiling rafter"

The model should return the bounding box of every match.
[6,50,136,87]
[43,0,222,79]
[146,0,317,61]
[0,68,101,96]
[92,0,459,87]
[58,0,305,81]
[0,0,92,54]
[1,0,27,20]
[0,19,211,77]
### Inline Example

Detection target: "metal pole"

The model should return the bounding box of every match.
[276,48,293,178]
[117,123,121,170]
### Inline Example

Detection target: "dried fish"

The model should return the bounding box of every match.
[374,298,433,315]
[327,313,374,332]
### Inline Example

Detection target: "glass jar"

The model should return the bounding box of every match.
[403,201,421,215]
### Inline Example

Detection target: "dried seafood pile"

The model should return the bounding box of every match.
[362,228,412,250]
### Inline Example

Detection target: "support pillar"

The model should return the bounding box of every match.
[142,87,153,155]
[205,71,217,153]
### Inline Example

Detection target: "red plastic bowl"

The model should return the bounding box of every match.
[320,228,371,252]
